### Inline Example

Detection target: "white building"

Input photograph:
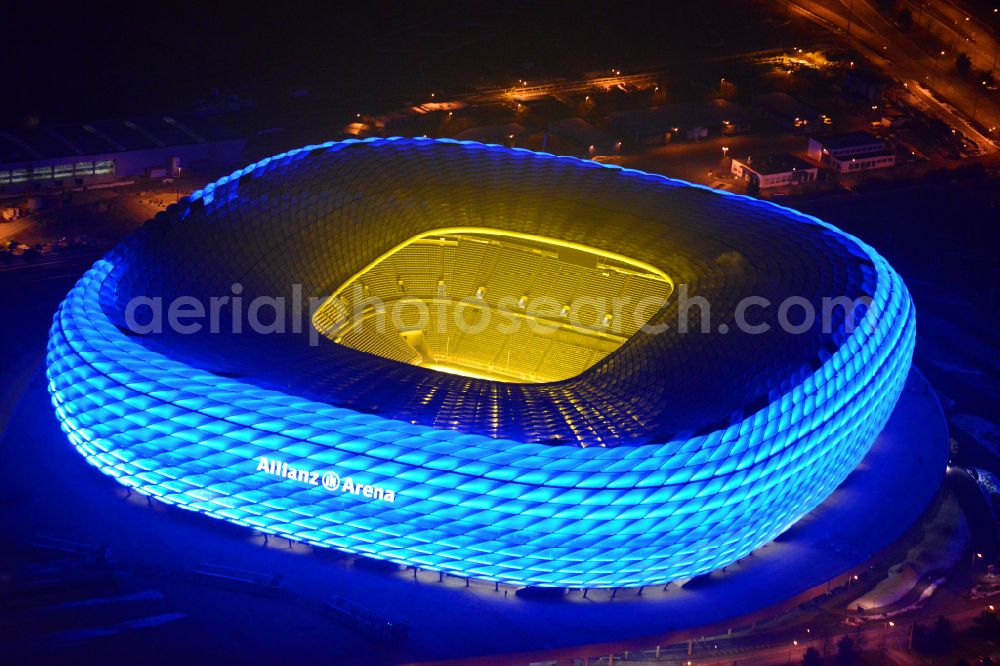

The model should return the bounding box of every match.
[829,151,896,173]
[807,131,896,174]
[730,153,819,189]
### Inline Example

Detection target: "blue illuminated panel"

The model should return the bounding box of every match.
[46,138,915,588]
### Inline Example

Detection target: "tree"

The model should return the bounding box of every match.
[914,616,954,653]
[897,8,914,30]
[802,646,823,666]
[956,52,973,76]
[972,609,1000,638]
[934,615,953,647]
[836,635,856,665]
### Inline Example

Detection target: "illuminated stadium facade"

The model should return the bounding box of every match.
[46,137,915,588]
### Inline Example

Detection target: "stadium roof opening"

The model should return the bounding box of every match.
[312,228,674,383]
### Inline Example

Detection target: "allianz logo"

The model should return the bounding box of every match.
[255,456,397,503]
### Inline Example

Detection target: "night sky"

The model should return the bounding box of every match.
[5,1,782,128]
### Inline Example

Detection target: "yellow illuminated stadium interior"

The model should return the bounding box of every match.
[313,228,673,383]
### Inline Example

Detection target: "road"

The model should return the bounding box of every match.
[654,606,986,664]
[0,218,34,244]
[908,0,1000,80]
[789,0,999,151]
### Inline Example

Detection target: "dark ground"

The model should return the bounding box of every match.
[3,1,811,131]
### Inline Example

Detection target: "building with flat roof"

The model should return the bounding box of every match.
[547,117,620,156]
[730,153,819,189]
[807,131,896,174]
[0,115,245,193]
[828,149,896,174]
[807,131,886,159]
[373,101,467,134]
[754,92,825,130]
[844,69,892,103]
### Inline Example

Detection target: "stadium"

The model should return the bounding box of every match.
[46,137,915,589]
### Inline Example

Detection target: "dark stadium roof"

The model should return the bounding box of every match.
[103,138,876,447]
[0,115,241,165]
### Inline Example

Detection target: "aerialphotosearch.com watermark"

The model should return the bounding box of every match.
[122,282,878,344]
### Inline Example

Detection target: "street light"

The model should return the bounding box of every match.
[881,620,895,658]
[932,51,946,90]
[787,639,798,664]
[972,80,988,124]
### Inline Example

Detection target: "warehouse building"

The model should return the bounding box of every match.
[0,115,245,193]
